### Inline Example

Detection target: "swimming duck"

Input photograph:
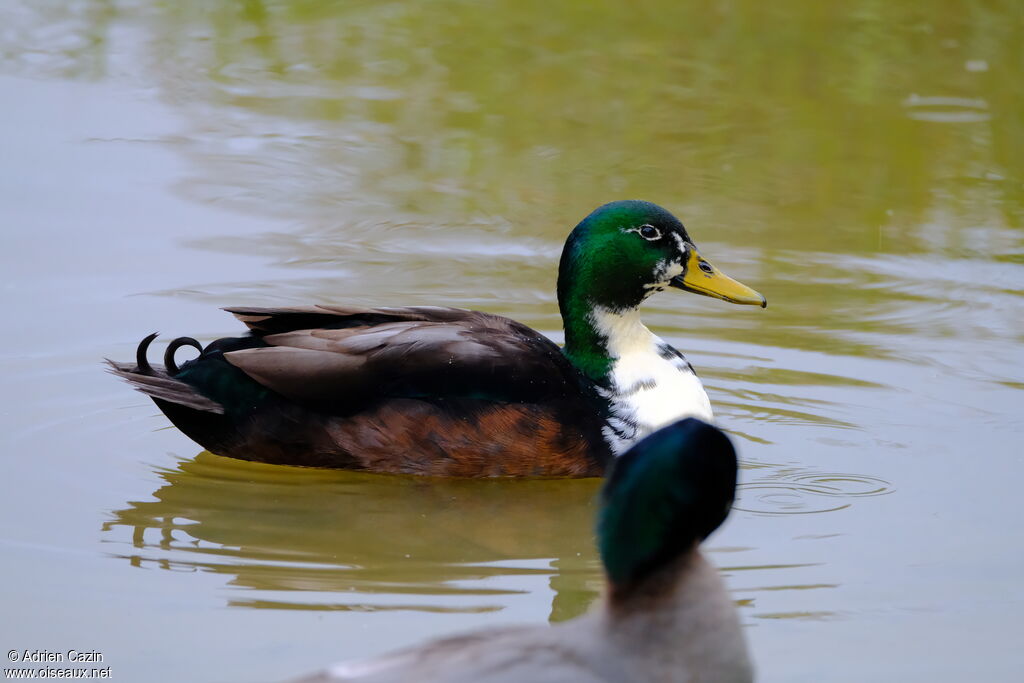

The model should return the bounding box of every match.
[290,418,753,683]
[110,200,765,476]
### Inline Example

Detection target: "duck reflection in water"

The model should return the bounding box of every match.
[103,452,603,621]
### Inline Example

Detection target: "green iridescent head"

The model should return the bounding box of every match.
[557,200,766,315]
[597,418,737,590]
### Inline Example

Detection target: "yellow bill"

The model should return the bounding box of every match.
[670,247,767,308]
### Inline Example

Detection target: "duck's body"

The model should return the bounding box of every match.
[111,201,765,476]
[298,554,749,683]
[291,419,754,683]
[116,305,612,475]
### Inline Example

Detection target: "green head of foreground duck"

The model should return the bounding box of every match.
[291,418,752,683]
[110,201,766,476]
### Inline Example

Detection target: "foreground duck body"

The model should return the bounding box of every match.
[111,201,765,475]
[292,419,753,683]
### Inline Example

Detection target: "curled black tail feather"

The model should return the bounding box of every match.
[106,333,225,414]
[136,332,159,374]
[165,337,204,374]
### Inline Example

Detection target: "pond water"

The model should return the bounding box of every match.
[1,2,1022,682]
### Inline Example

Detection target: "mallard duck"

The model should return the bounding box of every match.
[290,418,753,683]
[110,200,765,476]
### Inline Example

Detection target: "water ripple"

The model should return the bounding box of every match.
[902,95,991,123]
[736,468,892,515]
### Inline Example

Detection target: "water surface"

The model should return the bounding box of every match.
[1,2,1022,682]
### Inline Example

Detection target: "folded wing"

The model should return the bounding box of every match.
[222,305,586,406]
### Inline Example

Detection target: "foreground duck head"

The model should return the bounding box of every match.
[599,417,737,600]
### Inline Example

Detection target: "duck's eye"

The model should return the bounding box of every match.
[698,260,714,274]
[638,225,661,240]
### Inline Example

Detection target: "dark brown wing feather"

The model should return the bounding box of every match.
[222,305,585,406]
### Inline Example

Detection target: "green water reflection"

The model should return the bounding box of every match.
[8,1,1023,238]
[105,453,603,621]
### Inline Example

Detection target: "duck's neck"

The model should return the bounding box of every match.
[559,292,650,387]
[560,282,714,455]
[557,239,654,386]
[601,550,753,681]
